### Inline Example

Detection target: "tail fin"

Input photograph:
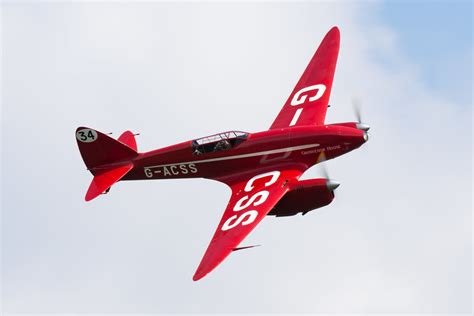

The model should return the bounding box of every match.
[76,127,139,201]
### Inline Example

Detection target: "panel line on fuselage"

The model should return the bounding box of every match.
[144,143,320,169]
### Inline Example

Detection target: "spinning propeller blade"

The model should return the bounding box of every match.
[321,163,340,191]
[352,98,370,132]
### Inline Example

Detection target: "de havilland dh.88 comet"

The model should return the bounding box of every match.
[76,26,369,281]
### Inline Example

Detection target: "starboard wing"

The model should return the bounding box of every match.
[269,26,340,129]
[193,167,303,281]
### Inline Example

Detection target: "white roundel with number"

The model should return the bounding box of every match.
[76,128,98,143]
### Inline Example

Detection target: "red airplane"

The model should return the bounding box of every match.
[76,26,369,281]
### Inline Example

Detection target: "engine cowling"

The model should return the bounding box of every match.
[268,178,336,217]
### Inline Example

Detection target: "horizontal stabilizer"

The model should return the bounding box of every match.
[85,163,133,201]
[118,131,138,151]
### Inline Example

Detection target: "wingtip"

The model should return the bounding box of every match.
[328,26,340,39]
[85,183,100,202]
[85,191,98,202]
[192,271,205,282]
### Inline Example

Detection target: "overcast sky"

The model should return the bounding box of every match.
[1,1,472,314]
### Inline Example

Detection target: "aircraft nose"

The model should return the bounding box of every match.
[363,131,369,142]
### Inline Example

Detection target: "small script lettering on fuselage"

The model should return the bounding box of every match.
[144,163,198,178]
[301,144,341,155]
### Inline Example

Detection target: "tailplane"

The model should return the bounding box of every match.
[117,130,138,151]
[85,163,134,201]
[76,127,139,201]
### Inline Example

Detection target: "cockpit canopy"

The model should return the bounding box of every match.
[192,131,248,155]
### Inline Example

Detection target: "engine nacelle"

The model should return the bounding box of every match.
[268,178,335,217]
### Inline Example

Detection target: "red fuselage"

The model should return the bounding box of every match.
[123,124,367,182]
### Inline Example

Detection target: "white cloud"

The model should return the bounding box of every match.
[2,2,471,313]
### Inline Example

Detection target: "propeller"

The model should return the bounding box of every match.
[353,98,362,122]
[321,163,340,191]
[352,98,370,132]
